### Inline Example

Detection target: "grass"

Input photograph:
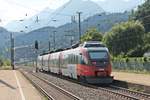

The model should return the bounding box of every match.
[0,66,12,70]
[44,96,48,100]
[129,87,145,92]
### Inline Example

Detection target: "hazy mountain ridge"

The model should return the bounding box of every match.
[5,8,54,33]
[5,0,104,32]
[13,12,129,61]
[0,27,22,57]
[1,0,133,60]
[15,12,129,48]
[4,0,143,33]
[0,12,129,60]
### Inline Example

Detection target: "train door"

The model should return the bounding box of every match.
[48,54,51,72]
[68,54,78,79]
[58,53,62,74]
[41,56,44,71]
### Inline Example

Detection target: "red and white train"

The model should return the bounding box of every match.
[38,41,113,84]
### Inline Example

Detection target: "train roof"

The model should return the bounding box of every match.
[80,41,105,48]
[39,41,106,56]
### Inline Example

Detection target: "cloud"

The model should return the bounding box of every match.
[0,0,69,26]
[92,0,106,2]
[123,0,130,2]
[0,0,38,26]
[48,0,69,9]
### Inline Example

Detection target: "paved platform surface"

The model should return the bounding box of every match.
[0,70,43,100]
[112,72,150,86]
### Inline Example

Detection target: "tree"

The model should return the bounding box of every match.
[143,32,150,52]
[103,20,145,57]
[81,28,103,43]
[144,32,150,45]
[133,0,150,32]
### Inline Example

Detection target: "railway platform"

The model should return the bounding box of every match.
[0,70,43,100]
[112,71,150,86]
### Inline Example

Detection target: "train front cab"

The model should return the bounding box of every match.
[77,48,113,84]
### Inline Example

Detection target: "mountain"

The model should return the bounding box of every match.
[0,27,22,56]
[5,7,54,33]
[14,12,129,61]
[5,0,104,32]
[14,12,129,53]
[0,27,10,49]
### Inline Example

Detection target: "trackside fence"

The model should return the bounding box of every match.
[112,57,150,72]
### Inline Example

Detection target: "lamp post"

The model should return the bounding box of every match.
[48,41,51,51]
[34,40,38,72]
[10,33,15,70]
[77,12,82,43]
[53,31,56,50]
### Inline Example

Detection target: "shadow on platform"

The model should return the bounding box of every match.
[0,80,16,89]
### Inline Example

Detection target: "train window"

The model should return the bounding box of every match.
[42,57,43,66]
[75,55,78,63]
[74,55,76,64]
[78,55,81,63]
[74,55,76,63]
[71,55,73,64]
[79,55,85,65]
[84,43,105,48]
[89,51,108,60]
[69,55,71,64]
[73,55,75,63]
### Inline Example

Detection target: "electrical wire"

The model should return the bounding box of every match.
[4,0,41,12]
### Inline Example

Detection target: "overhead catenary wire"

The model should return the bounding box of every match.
[2,0,105,29]
[3,0,149,31]
[5,0,46,13]
[3,0,149,21]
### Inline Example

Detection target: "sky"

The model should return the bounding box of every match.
[0,0,67,26]
[0,0,144,26]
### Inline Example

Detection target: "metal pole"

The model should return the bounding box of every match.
[77,12,82,43]
[34,40,39,72]
[10,33,15,70]
[71,38,73,46]
[49,41,51,51]
[35,50,38,72]
[53,31,56,50]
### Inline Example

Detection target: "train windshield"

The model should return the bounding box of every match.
[89,51,108,60]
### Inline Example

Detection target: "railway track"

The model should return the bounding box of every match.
[20,67,150,100]
[47,73,150,100]
[21,71,54,100]
[77,81,150,100]
[78,80,150,100]
[48,72,150,100]
[21,70,82,100]
[107,85,150,100]
[36,71,150,100]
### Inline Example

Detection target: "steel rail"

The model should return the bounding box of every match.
[21,71,54,100]
[38,71,147,100]
[109,85,150,100]
[98,86,139,100]
[31,73,83,100]
[20,68,150,100]
[78,82,140,100]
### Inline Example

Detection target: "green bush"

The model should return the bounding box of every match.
[126,58,129,62]
[3,59,11,66]
[81,28,103,43]
[103,20,145,57]
[143,57,147,62]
